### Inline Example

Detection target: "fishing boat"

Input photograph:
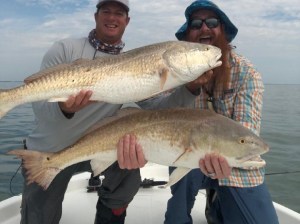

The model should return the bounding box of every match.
[1,163,300,224]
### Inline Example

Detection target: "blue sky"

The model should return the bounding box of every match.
[0,0,299,84]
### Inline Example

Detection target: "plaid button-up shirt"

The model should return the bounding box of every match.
[195,51,265,187]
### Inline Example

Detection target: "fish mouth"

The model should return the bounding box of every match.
[209,54,222,68]
[236,155,266,168]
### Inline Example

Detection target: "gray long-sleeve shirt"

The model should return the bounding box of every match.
[26,37,197,152]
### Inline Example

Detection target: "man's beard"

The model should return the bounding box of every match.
[212,31,232,91]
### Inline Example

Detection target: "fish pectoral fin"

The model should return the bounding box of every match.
[166,167,191,187]
[173,147,193,164]
[48,97,69,102]
[90,159,114,176]
[159,68,169,90]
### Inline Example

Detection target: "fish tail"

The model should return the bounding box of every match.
[7,149,61,190]
[0,89,14,119]
[0,90,8,118]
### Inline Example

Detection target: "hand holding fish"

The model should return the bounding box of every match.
[117,134,147,170]
[186,70,215,94]
[199,153,232,179]
[117,133,232,180]
[59,90,94,113]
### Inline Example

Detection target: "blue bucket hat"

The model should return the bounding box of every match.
[175,0,238,43]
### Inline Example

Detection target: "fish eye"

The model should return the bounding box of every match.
[239,139,245,144]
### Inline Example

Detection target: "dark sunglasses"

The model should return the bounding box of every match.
[189,18,220,30]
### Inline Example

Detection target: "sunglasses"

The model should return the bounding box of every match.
[189,18,220,30]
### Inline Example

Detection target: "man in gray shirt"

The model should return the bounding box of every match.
[23,1,203,224]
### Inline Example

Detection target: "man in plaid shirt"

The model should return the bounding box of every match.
[164,1,279,223]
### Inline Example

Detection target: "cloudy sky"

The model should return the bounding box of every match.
[0,0,299,84]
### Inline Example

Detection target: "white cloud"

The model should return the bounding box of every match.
[16,0,90,9]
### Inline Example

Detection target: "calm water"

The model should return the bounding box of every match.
[0,82,299,213]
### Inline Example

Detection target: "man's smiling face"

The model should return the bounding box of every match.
[185,9,222,46]
[95,2,130,44]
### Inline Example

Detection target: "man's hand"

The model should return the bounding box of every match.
[59,90,94,113]
[186,70,215,94]
[117,134,147,169]
[199,153,232,179]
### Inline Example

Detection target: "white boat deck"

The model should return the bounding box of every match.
[1,164,300,224]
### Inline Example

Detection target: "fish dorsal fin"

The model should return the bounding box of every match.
[24,63,72,84]
[84,108,142,135]
[94,55,116,62]
[24,58,92,84]
[114,107,142,118]
[72,58,91,65]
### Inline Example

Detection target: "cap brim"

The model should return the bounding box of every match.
[96,1,129,12]
[175,22,188,41]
